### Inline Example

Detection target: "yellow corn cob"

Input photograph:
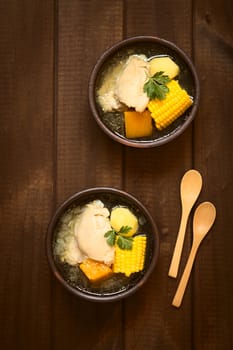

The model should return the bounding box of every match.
[113,235,147,277]
[147,80,193,130]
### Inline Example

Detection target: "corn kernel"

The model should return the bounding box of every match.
[113,235,147,277]
[148,80,193,130]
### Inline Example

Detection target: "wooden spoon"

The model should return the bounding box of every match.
[172,201,216,308]
[168,170,202,278]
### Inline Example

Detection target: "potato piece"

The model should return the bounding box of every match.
[110,207,138,237]
[149,56,180,79]
[80,259,112,282]
[124,110,153,139]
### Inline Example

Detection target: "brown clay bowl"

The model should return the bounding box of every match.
[89,36,200,148]
[46,187,160,302]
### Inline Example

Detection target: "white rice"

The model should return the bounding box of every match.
[54,205,83,265]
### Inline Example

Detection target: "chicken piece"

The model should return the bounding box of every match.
[116,55,149,112]
[74,200,114,265]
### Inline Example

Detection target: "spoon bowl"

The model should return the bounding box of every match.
[181,170,203,207]
[193,202,216,242]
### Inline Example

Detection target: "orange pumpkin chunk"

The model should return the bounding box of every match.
[124,110,153,138]
[79,258,112,282]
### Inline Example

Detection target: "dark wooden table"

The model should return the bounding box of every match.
[1,1,232,349]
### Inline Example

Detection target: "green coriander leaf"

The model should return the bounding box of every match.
[107,233,116,246]
[104,230,116,246]
[153,71,170,85]
[117,236,133,250]
[143,79,156,100]
[153,83,169,100]
[104,229,115,237]
[143,71,170,100]
[118,225,132,235]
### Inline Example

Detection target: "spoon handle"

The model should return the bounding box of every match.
[172,243,198,308]
[168,208,190,278]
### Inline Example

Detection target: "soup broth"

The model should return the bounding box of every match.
[95,42,195,142]
[53,192,155,297]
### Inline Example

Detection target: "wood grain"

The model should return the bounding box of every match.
[123,1,194,349]
[52,1,124,349]
[56,0,124,202]
[0,0,232,349]
[193,0,233,348]
[0,0,54,348]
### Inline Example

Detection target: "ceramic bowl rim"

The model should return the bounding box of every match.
[46,187,160,302]
[88,35,200,148]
